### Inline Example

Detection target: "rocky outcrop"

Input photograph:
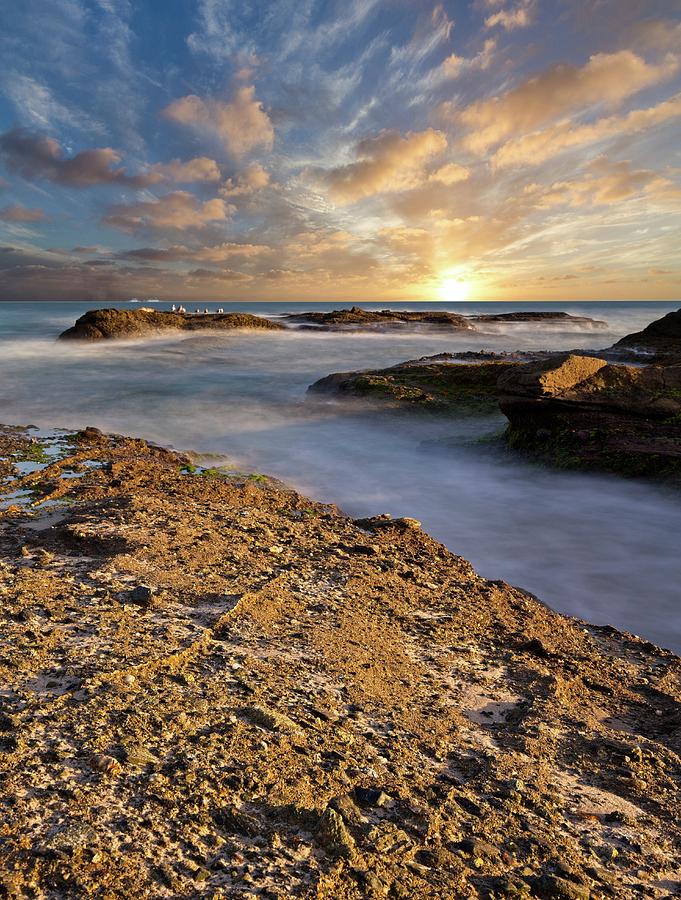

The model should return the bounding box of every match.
[285,306,474,330]
[610,307,681,364]
[498,354,681,478]
[287,307,607,331]
[310,358,521,412]
[1,423,679,898]
[59,307,284,340]
[470,311,607,327]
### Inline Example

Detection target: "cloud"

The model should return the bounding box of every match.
[0,203,47,222]
[0,127,158,187]
[528,157,681,208]
[162,85,274,158]
[441,39,496,78]
[220,163,271,197]
[312,129,448,204]
[103,191,232,233]
[453,50,679,154]
[428,163,470,185]
[484,1,536,31]
[118,242,269,262]
[493,91,681,168]
[151,157,221,183]
[0,73,103,133]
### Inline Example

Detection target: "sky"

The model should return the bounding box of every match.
[1,0,680,302]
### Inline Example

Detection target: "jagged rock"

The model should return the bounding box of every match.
[317,807,356,859]
[59,307,284,341]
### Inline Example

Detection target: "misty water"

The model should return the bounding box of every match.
[1,300,680,651]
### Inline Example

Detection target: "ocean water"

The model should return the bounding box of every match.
[1,299,680,651]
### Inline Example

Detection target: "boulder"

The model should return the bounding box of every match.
[498,354,681,479]
[59,307,284,340]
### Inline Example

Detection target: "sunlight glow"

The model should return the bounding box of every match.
[438,276,471,303]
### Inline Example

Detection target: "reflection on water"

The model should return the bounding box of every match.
[1,300,680,651]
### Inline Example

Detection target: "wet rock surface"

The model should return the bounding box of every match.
[309,357,521,413]
[469,312,607,328]
[497,354,681,480]
[610,308,681,365]
[285,307,606,332]
[284,306,474,330]
[59,308,284,341]
[0,424,679,897]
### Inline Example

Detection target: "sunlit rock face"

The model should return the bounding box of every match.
[59,308,284,341]
[498,353,681,479]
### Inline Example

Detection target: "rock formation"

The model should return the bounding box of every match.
[1,424,679,897]
[497,354,681,478]
[285,307,474,330]
[469,311,607,327]
[287,308,606,331]
[310,357,521,413]
[59,308,284,341]
[610,308,681,364]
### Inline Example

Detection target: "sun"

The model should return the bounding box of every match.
[438,276,471,303]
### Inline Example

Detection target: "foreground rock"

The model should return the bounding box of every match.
[1,425,680,898]
[59,308,283,340]
[498,354,681,479]
[285,306,474,330]
[310,357,521,413]
[610,308,681,364]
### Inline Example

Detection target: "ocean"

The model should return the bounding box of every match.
[1,299,680,651]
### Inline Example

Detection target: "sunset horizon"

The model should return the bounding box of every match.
[1,1,680,302]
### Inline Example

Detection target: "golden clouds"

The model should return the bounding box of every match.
[313,129,448,204]
[492,92,681,168]
[103,191,231,233]
[162,86,274,158]
[151,157,221,183]
[452,50,679,156]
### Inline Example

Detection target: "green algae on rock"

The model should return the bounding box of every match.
[498,354,681,480]
[310,358,522,413]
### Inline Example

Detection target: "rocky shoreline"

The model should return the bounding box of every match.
[307,309,681,482]
[1,424,680,898]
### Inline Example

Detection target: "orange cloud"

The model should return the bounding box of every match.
[493,92,681,168]
[453,50,679,155]
[484,1,536,31]
[103,191,231,233]
[220,163,271,197]
[313,129,448,205]
[151,157,221,183]
[162,86,274,158]
[528,157,681,208]
[429,162,470,185]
